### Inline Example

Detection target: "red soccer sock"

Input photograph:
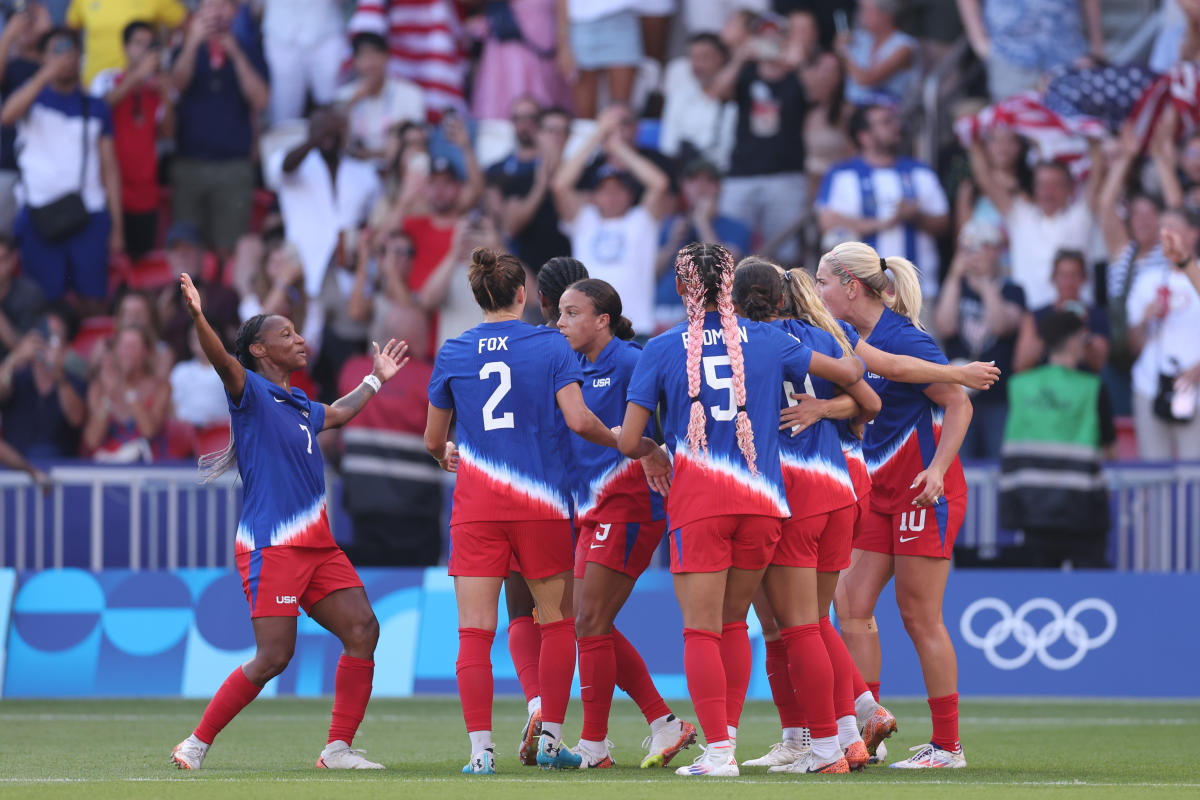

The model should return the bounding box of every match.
[851,666,870,700]
[781,624,837,739]
[720,621,751,729]
[457,628,495,733]
[507,616,541,703]
[819,617,858,720]
[928,692,960,751]
[867,681,881,703]
[577,634,616,741]
[327,654,374,745]
[193,666,263,744]
[613,626,671,723]
[538,618,576,726]
[683,628,728,746]
[764,638,805,729]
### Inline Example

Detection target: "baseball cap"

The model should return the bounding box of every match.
[429,157,463,181]
[165,221,204,248]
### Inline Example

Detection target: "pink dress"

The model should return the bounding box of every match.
[469,0,572,119]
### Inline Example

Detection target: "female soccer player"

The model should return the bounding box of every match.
[731,259,878,774]
[815,241,972,769]
[424,248,667,775]
[618,242,870,777]
[170,274,409,771]
[557,278,697,769]
[506,255,590,765]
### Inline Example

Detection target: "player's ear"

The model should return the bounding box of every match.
[249,340,267,360]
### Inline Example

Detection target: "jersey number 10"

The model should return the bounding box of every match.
[480,361,515,431]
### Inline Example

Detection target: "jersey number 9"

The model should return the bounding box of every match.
[480,361,515,431]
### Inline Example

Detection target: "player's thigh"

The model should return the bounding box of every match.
[673,569,727,632]
[576,561,637,636]
[762,564,818,628]
[455,575,505,631]
[836,547,894,618]
[893,554,950,627]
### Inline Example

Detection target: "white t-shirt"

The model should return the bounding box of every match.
[568,0,639,22]
[658,57,736,170]
[336,78,426,164]
[169,361,231,427]
[1006,196,1095,310]
[262,0,345,46]
[1125,264,1200,397]
[562,204,658,336]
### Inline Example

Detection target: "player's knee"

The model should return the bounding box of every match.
[254,645,294,680]
[897,604,938,639]
[342,613,379,653]
[573,605,609,638]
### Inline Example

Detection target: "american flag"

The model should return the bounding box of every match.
[953,92,1107,175]
[1128,62,1200,151]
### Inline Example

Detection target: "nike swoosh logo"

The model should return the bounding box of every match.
[899,535,919,543]
[274,397,287,403]
[589,543,605,549]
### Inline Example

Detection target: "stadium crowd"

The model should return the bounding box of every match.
[0,0,1199,567]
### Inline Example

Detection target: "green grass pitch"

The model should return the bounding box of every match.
[1,697,1197,798]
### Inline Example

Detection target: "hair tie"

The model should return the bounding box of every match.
[736,405,747,414]
[690,395,701,404]
[880,257,888,271]
[783,270,794,283]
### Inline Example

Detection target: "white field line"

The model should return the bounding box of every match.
[0,777,1199,788]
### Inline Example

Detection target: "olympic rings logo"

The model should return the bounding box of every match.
[959,597,1118,671]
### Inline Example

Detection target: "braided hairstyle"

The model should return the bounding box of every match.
[676,242,757,474]
[538,256,589,324]
[198,314,272,483]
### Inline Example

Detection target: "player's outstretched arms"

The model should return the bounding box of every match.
[181,273,247,403]
[855,339,999,391]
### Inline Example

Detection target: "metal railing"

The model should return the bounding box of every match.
[0,462,1196,572]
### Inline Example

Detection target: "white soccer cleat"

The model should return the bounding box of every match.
[888,743,966,769]
[674,744,739,777]
[463,748,497,774]
[767,752,850,774]
[640,715,697,768]
[316,740,385,769]
[171,735,208,770]
[741,740,811,766]
[576,738,615,769]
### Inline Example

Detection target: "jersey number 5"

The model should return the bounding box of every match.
[480,361,515,431]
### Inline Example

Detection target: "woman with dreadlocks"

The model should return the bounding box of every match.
[618,242,868,777]
[169,273,409,772]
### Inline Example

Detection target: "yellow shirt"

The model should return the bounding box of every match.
[67,0,188,84]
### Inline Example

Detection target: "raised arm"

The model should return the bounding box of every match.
[707,44,749,102]
[221,32,269,112]
[180,273,246,402]
[854,338,1000,390]
[0,59,56,126]
[322,339,409,429]
[1096,133,1135,260]
[606,134,671,220]
[955,0,990,59]
[552,113,616,222]
[911,382,972,507]
[837,37,913,88]
[966,138,1014,216]
[445,115,485,214]
[807,351,865,388]
[1011,311,1043,373]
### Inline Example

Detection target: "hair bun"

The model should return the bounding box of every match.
[613,315,636,341]
[471,246,497,270]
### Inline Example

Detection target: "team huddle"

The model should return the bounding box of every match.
[167,237,999,777]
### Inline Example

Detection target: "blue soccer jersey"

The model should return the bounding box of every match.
[230,369,332,554]
[836,320,871,496]
[429,320,583,524]
[861,308,967,513]
[627,311,813,528]
[571,338,665,524]
[777,319,856,516]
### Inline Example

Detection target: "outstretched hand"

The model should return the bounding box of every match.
[958,361,1001,391]
[180,273,203,318]
[371,339,410,383]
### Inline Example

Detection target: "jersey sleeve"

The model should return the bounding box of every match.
[228,369,263,414]
[427,348,454,410]
[549,334,584,393]
[626,340,664,411]
[779,333,814,385]
[308,397,327,434]
[839,319,861,348]
[900,327,949,365]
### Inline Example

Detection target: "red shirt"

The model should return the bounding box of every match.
[338,353,433,434]
[402,216,455,290]
[100,71,161,213]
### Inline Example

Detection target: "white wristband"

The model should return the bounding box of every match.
[362,374,382,393]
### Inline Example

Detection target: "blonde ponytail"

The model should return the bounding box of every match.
[820,241,926,331]
[880,255,924,329]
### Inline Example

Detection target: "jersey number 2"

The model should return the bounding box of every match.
[480,361,515,431]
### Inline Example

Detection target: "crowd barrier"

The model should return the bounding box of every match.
[2,462,1198,572]
[1,567,1195,699]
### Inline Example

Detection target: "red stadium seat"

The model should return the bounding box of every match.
[1114,415,1138,460]
[194,423,231,456]
[128,253,174,291]
[164,418,196,460]
[71,316,115,357]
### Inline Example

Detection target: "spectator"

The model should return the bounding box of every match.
[818,104,949,298]
[0,309,85,458]
[1173,129,1200,209]
[968,141,1098,311]
[956,0,1104,101]
[836,0,918,108]
[1012,248,1109,374]
[800,48,853,202]
[261,0,346,124]
[416,206,508,346]
[348,0,468,119]
[170,0,269,255]
[370,121,433,225]
[338,32,426,167]
[578,101,676,201]
[468,0,570,120]
[553,106,671,336]
[268,105,382,349]
[710,14,810,263]
[168,324,230,436]
[337,304,443,565]
[954,124,1029,264]
[655,158,751,330]
[1000,310,1114,569]
[0,234,46,363]
[90,21,174,260]
[933,219,1026,458]
[157,221,239,363]
[111,289,173,378]
[658,32,736,170]
[402,139,484,296]
[0,2,53,235]
[1125,215,1200,460]
[491,99,571,276]
[3,27,122,317]
[684,0,772,36]
[83,325,170,462]
[558,0,644,119]
[235,238,308,333]
[65,0,185,84]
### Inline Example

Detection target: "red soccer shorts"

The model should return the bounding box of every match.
[856,493,966,559]
[667,514,783,573]
[450,519,574,579]
[774,503,857,571]
[236,546,363,618]
[573,519,667,579]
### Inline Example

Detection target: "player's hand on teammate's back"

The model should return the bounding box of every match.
[371,339,410,383]
[779,393,823,436]
[640,444,673,498]
[180,274,203,318]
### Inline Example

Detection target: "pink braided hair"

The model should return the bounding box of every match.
[679,248,708,456]
[715,248,757,474]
